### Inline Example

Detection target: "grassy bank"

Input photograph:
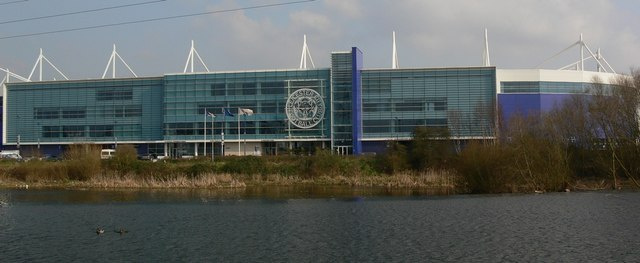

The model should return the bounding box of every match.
[0,143,632,194]
[0,146,460,192]
[0,156,625,193]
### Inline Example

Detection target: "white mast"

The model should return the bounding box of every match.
[102,44,138,79]
[28,48,68,81]
[579,33,584,71]
[392,31,399,69]
[596,48,601,72]
[183,40,210,73]
[1,68,29,83]
[482,28,491,67]
[536,34,615,74]
[299,34,315,69]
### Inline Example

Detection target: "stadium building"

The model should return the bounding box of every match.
[0,32,623,157]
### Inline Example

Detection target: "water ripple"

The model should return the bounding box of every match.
[1,190,640,261]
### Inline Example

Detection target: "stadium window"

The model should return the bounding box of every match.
[34,107,60,119]
[210,83,226,96]
[42,126,62,138]
[62,126,85,138]
[96,88,133,101]
[61,107,86,119]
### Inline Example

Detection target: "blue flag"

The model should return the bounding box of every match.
[222,108,234,117]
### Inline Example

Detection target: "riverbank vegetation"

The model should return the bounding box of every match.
[1,72,639,194]
[0,144,458,191]
[456,71,640,193]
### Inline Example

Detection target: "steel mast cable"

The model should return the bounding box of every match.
[0,0,27,6]
[0,0,317,40]
[0,0,168,25]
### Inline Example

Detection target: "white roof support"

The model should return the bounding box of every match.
[392,31,399,69]
[482,28,491,67]
[580,34,584,71]
[596,48,602,72]
[536,34,615,73]
[28,48,68,81]
[558,54,595,71]
[102,44,138,79]
[0,68,30,83]
[183,40,210,73]
[299,34,315,69]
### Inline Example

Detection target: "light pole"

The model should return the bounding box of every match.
[237,108,241,155]
[237,108,253,156]
[16,115,20,153]
[211,114,215,162]
[203,108,207,158]
[394,117,399,142]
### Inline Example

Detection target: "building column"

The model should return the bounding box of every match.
[164,143,168,157]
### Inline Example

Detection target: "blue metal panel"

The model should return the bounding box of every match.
[498,94,541,121]
[351,47,363,155]
[362,141,386,154]
[499,93,580,122]
[540,94,576,111]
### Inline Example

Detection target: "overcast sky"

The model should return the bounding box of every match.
[0,0,638,80]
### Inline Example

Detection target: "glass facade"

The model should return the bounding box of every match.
[501,81,591,94]
[330,52,355,154]
[362,67,496,139]
[3,48,499,156]
[5,77,163,146]
[162,69,331,155]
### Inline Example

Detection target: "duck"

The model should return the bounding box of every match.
[96,227,105,235]
[115,228,129,235]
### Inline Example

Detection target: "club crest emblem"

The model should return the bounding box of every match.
[285,88,325,129]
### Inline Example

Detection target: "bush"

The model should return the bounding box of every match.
[374,142,409,175]
[109,144,138,175]
[410,127,452,170]
[65,144,101,181]
[186,162,215,178]
[456,142,513,193]
[222,156,267,175]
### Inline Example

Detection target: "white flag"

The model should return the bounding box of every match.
[207,112,216,117]
[239,108,253,116]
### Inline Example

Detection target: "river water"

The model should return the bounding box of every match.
[1,187,639,262]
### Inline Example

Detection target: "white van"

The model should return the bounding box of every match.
[0,150,22,160]
[100,149,116,159]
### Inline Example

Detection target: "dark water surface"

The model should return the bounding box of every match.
[1,187,639,262]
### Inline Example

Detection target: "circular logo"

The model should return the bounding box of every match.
[285,88,325,129]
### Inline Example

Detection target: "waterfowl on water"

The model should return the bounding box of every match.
[96,227,105,235]
[115,228,128,234]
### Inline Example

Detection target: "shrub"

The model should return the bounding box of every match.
[186,162,215,178]
[109,144,138,175]
[65,144,101,181]
[222,156,267,175]
[374,142,409,175]
[456,142,513,193]
[410,126,452,170]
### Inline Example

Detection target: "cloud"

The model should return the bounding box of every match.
[289,10,331,33]
[324,0,363,18]
[1,0,638,77]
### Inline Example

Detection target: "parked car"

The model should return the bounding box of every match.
[0,150,22,160]
[100,149,116,159]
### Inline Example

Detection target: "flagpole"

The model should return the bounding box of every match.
[203,108,206,158]
[221,107,225,157]
[238,107,241,156]
[215,115,216,162]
